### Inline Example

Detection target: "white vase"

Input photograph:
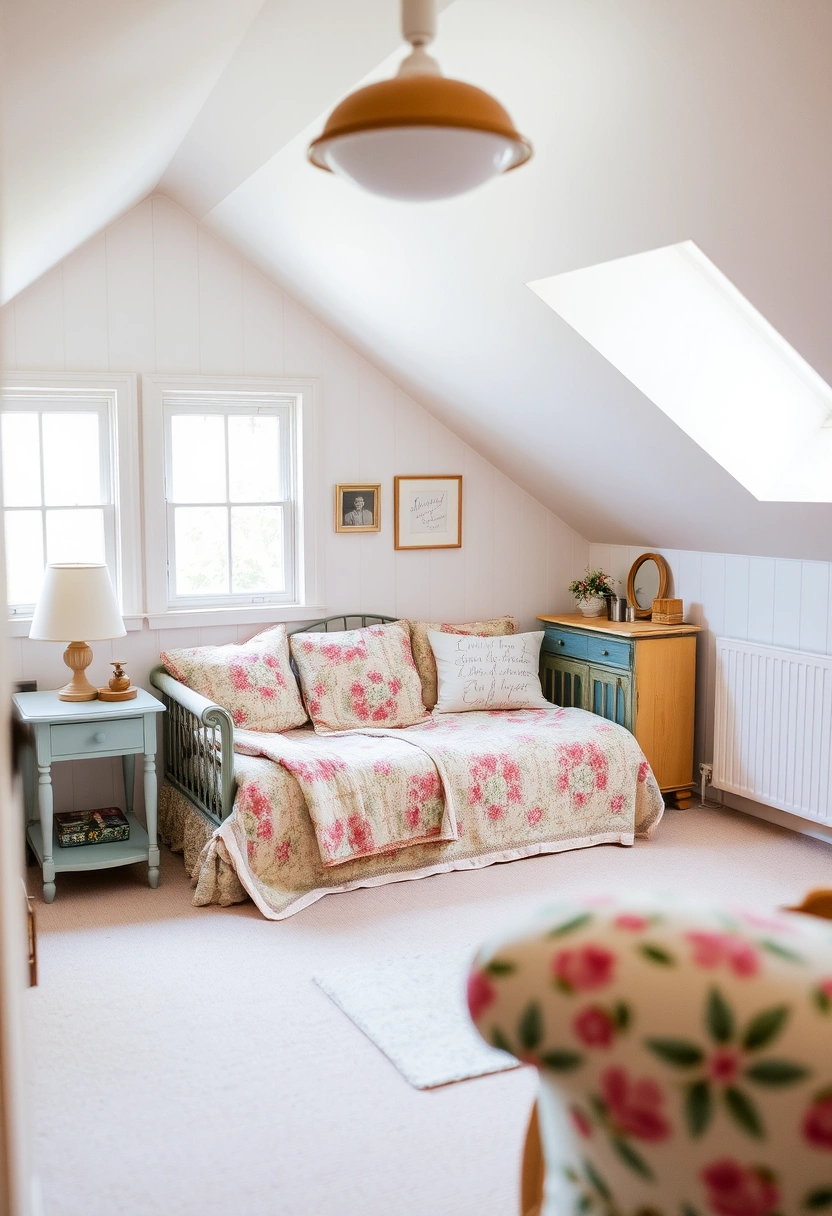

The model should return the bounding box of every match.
[578,596,607,617]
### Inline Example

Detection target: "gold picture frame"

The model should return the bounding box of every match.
[335,483,381,533]
[394,475,462,550]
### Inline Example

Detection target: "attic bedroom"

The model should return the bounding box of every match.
[1,2,831,1214]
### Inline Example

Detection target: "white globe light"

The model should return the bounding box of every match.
[308,1,532,202]
[314,125,528,202]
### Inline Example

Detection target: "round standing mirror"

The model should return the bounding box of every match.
[627,552,670,619]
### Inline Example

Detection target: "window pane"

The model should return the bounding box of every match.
[174,506,229,595]
[5,511,44,606]
[231,506,285,593]
[42,413,102,505]
[170,415,225,503]
[45,509,106,565]
[228,415,281,503]
[1,413,41,506]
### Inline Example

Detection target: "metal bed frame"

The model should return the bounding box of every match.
[149,615,396,828]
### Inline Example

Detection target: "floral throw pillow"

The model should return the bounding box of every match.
[161,624,307,732]
[407,616,517,709]
[289,621,429,734]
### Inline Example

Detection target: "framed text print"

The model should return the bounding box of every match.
[394,475,462,550]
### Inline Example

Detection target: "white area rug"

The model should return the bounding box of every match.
[314,950,520,1088]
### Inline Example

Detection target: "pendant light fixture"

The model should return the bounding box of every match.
[308,0,532,201]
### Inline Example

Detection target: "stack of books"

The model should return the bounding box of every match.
[54,808,130,848]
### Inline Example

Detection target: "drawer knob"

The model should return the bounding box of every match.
[601,649,609,655]
[94,732,106,744]
[558,639,565,646]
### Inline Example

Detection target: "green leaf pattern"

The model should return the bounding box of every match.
[466,903,832,1213]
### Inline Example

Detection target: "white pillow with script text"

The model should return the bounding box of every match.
[428,630,550,713]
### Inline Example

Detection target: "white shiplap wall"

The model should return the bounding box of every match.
[590,543,832,786]
[2,194,588,814]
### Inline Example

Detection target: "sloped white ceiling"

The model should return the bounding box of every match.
[0,0,265,301]
[5,0,832,558]
[161,0,455,218]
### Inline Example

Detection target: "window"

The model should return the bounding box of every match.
[1,374,139,618]
[143,376,321,622]
[528,241,832,502]
[166,404,293,604]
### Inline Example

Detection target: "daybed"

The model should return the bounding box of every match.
[152,615,664,920]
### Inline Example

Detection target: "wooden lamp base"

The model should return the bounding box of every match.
[58,641,98,702]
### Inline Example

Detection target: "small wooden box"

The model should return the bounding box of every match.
[652,597,684,624]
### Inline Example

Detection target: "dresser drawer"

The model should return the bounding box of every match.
[542,628,588,661]
[586,636,631,670]
[50,717,145,758]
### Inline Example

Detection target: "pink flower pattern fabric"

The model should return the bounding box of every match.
[468,894,832,1214]
[701,1160,781,1216]
[234,725,456,865]
[165,705,664,920]
[161,624,307,731]
[290,621,429,733]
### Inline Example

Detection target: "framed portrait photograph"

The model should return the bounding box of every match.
[335,483,381,533]
[394,475,462,550]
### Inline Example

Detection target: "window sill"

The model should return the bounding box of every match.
[145,605,328,630]
[9,607,328,637]
[8,615,145,639]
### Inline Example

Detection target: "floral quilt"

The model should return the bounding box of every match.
[234,726,457,865]
[160,706,665,920]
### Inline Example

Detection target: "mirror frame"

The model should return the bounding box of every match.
[627,552,670,619]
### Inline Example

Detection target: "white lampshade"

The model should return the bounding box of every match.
[29,563,126,641]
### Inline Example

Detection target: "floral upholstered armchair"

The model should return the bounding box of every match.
[467,894,832,1216]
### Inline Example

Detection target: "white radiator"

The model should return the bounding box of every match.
[714,637,832,825]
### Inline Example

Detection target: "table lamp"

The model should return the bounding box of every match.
[29,563,126,701]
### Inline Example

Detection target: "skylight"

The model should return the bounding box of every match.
[528,242,832,502]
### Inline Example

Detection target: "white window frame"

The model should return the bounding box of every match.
[142,375,323,628]
[2,373,141,635]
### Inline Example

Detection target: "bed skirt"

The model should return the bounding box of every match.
[159,783,249,908]
[159,778,660,919]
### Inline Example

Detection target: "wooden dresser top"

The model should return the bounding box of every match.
[538,613,702,639]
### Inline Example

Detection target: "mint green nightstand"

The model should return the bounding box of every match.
[13,689,165,903]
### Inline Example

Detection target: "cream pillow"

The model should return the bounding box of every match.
[161,623,307,731]
[407,616,517,709]
[428,630,550,713]
[289,620,429,733]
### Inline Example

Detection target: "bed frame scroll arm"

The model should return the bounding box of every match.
[149,665,237,825]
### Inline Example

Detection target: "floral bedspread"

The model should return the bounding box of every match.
[163,706,664,919]
[349,707,657,843]
[234,726,456,865]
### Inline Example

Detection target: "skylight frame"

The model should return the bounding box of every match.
[527,241,832,503]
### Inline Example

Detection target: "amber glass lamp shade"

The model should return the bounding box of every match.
[309,74,532,201]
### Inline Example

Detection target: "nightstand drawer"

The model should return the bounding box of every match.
[542,628,588,660]
[50,718,145,758]
[586,636,631,669]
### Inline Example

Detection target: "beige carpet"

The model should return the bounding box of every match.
[26,805,832,1216]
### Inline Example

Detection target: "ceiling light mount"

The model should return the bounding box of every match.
[397,0,440,77]
[308,0,532,202]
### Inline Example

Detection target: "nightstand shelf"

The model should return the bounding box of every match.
[27,811,149,874]
[13,688,165,902]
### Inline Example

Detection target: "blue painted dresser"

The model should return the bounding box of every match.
[538,613,702,803]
